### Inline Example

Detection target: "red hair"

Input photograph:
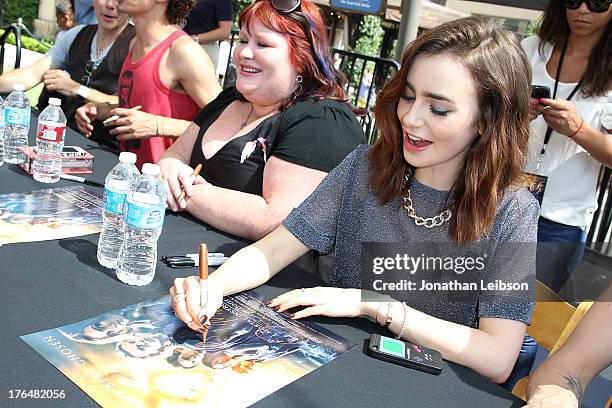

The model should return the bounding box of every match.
[238,0,347,108]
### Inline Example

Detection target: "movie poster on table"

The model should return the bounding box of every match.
[0,186,102,245]
[21,291,355,408]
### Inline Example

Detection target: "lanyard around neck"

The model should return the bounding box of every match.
[536,40,583,171]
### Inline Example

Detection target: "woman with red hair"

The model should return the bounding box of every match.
[171,17,540,385]
[159,0,365,240]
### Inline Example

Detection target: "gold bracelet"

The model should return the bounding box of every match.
[396,303,408,339]
[382,302,393,328]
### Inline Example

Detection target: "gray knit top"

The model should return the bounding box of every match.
[283,145,539,327]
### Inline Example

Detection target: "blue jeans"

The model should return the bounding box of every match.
[502,333,538,390]
[536,217,587,299]
[502,217,587,391]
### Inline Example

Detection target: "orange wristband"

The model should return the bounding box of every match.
[568,118,584,138]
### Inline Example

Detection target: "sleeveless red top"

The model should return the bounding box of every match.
[117,30,200,168]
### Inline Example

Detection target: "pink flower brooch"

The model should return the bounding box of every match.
[240,137,268,164]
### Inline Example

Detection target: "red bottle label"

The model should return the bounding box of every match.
[37,123,66,142]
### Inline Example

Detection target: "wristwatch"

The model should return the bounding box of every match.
[77,85,91,99]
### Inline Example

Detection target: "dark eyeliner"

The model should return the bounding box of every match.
[430,107,450,117]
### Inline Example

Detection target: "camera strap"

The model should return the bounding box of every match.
[537,39,582,171]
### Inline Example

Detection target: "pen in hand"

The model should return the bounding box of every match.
[177,163,203,203]
[103,105,143,125]
[199,243,209,340]
[199,243,208,307]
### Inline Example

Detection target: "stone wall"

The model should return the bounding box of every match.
[33,0,58,39]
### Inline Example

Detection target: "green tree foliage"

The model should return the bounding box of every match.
[4,0,39,31]
[343,15,384,105]
[232,0,253,25]
[354,15,383,57]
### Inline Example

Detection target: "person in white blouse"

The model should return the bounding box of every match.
[522,0,611,299]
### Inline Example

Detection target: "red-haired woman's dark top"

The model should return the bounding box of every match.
[189,87,366,195]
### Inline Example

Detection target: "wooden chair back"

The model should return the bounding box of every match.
[512,281,594,400]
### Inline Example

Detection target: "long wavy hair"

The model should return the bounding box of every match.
[238,0,348,109]
[538,1,611,97]
[369,17,532,243]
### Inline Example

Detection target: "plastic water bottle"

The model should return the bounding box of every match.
[0,95,4,167]
[116,163,166,286]
[32,98,67,183]
[4,83,31,164]
[97,152,140,268]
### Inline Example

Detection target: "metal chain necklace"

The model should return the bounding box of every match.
[95,33,114,59]
[240,104,255,130]
[401,171,452,229]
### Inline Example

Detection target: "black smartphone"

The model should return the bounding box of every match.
[367,333,443,375]
[531,85,551,101]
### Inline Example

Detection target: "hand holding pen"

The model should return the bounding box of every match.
[159,159,205,212]
[103,105,142,125]
[103,106,165,141]
[177,163,202,203]
[169,244,225,338]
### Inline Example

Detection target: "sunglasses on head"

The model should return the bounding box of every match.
[563,0,611,13]
[81,60,95,86]
[271,0,301,13]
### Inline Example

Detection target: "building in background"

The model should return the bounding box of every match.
[445,0,542,38]
[313,0,467,59]
[311,0,542,59]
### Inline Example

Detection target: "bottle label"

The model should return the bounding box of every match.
[104,188,128,214]
[125,201,165,229]
[5,108,30,125]
[37,123,66,142]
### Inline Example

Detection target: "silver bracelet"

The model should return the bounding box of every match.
[396,303,408,339]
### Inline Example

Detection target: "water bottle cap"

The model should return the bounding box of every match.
[49,98,62,106]
[142,163,160,176]
[12,83,25,91]
[119,152,137,164]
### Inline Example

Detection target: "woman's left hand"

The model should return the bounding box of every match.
[42,69,80,97]
[267,287,365,319]
[536,98,583,137]
[107,108,157,141]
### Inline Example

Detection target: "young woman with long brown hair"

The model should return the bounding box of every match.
[169,17,539,384]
